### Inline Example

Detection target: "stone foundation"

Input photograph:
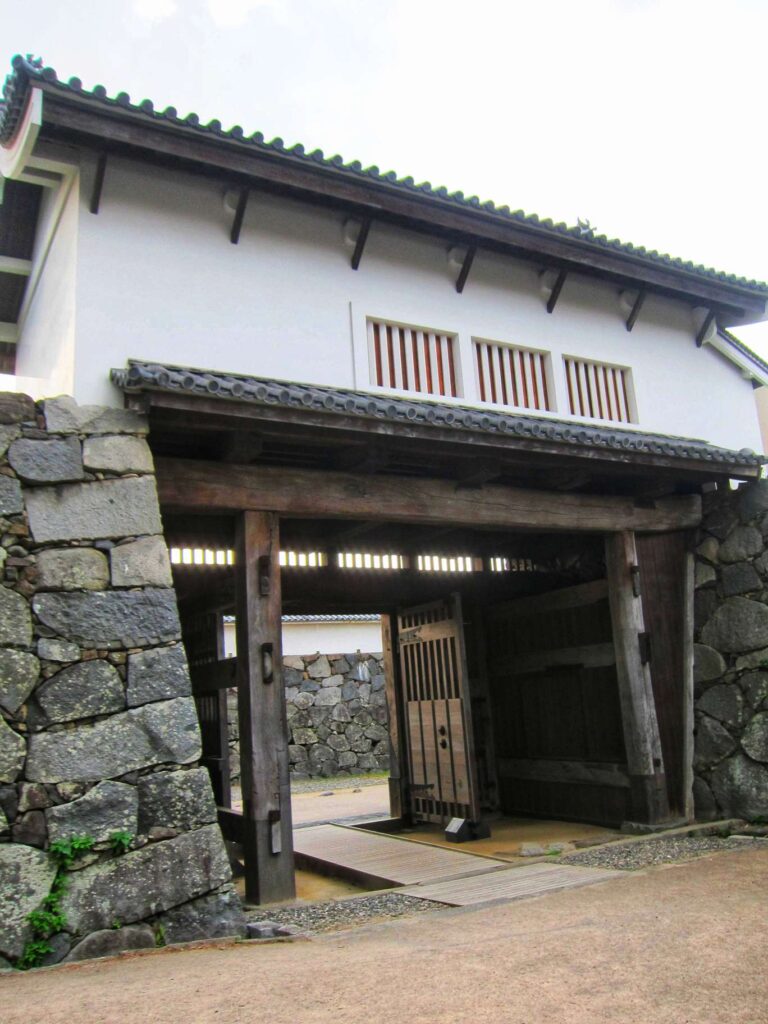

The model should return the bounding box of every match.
[0,393,242,970]
[228,652,389,780]
[693,481,768,820]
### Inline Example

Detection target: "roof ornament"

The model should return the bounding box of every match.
[576,217,596,239]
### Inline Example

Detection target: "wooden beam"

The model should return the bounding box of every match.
[455,244,477,293]
[696,308,716,347]
[605,531,670,825]
[455,457,501,488]
[89,153,107,214]
[546,269,568,313]
[493,579,608,618]
[0,323,18,344]
[190,657,238,694]
[230,187,249,244]
[350,217,372,270]
[498,642,615,675]
[220,431,262,463]
[625,288,646,332]
[0,256,32,276]
[155,457,703,534]
[235,510,295,904]
[498,758,630,789]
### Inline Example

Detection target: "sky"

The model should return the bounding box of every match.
[2,0,768,355]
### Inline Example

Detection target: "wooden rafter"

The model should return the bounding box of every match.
[546,269,568,313]
[455,245,477,294]
[89,153,107,215]
[230,187,249,244]
[696,308,716,347]
[350,217,372,270]
[625,288,646,332]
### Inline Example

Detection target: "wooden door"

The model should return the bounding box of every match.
[183,610,231,808]
[397,595,481,824]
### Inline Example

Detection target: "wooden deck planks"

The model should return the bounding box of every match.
[402,862,623,906]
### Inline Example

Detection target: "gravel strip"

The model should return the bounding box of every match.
[562,834,766,871]
[247,892,444,934]
[290,774,389,795]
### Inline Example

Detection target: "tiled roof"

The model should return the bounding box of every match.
[3,54,768,296]
[717,327,768,377]
[112,360,765,467]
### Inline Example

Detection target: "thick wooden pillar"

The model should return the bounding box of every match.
[605,531,670,825]
[235,511,295,904]
[381,613,407,821]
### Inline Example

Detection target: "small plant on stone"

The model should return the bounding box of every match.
[49,835,95,870]
[112,919,122,930]
[17,939,54,971]
[108,831,134,855]
[26,908,67,938]
[154,922,166,948]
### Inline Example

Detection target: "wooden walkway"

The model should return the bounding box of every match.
[293,824,507,888]
[401,861,623,906]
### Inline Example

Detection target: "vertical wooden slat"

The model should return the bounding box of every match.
[381,614,405,820]
[371,321,383,386]
[475,342,486,402]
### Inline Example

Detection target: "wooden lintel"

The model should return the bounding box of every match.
[546,269,568,313]
[494,578,608,618]
[498,757,630,790]
[350,217,372,270]
[89,153,107,215]
[334,443,386,474]
[696,308,716,347]
[625,288,646,332]
[155,457,702,534]
[455,244,477,293]
[499,641,616,675]
[220,431,263,464]
[455,457,501,489]
[230,187,249,244]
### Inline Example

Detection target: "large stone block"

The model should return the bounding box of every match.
[718,525,763,564]
[8,436,83,484]
[33,588,180,648]
[0,585,32,646]
[741,711,768,763]
[137,767,216,832]
[66,925,155,962]
[127,643,190,707]
[696,684,745,730]
[0,476,24,516]
[83,435,154,474]
[0,648,40,714]
[0,393,35,425]
[710,752,768,819]
[0,716,26,782]
[0,844,58,959]
[37,638,80,662]
[721,562,761,597]
[307,655,331,679]
[313,686,341,706]
[36,547,109,591]
[35,660,125,724]
[701,597,768,654]
[46,781,138,843]
[25,476,162,543]
[693,715,736,770]
[693,644,726,684]
[0,424,20,456]
[60,823,230,935]
[25,696,202,782]
[43,396,148,436]
[742,671,768,711]
[692,776,718,821]
[111,536,172,588]
[154,887,246,943]
[738,480,768,523]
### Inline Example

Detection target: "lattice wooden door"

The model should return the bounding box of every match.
[397,595,480,824]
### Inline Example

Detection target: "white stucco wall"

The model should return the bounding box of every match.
[223,618,383,658]
[21,149,764,454]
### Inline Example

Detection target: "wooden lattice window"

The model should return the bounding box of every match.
[473,339,553,411]
[367,318,460,398]
[564,356,635,423]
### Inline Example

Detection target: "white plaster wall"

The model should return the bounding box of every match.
[53,153,763,453]
[223,619,383,658]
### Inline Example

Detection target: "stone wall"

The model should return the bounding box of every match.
[0,393,242,970]
[693,481,768,821]
[228,652,389,781]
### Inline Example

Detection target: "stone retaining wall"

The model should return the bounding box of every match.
[0,393,241,971]
[693,481,768,820]
[228,652,389,780]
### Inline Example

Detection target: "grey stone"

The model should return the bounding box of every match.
[0,423,20,457]
[110,536,173,588]
[8,437,83,484]
[710,752,768,819]
[284,687,299,704]
[721,562,761,597]
[292,727,318,745]
[308,706,331,726]
[43,396,149,436]
[0,844,58,958]
[742,671,768,711]
[0,476,23,515]
[0,805,7,834]
[18,782,50,812]
[0,648,39,714]
[313,687,341,706]
[26,696,202,782]
[693,715,736,770]
[282,656,305,670]
[364,722,389,742]
[337,751,357,768]
[39,931,72,966]
[370,690,388,708]
[308,743,334,765]
[696,684,745,729]
[137,768,216,832]
[33,588,180,648]
[0,392,35,425]
[735,646,768,671]
[350,736,372,754]
[0,585,32,646]
[340,680,358,701]
[331,703,352,723]
[694,589,718,632]
[283,668,304,686]
[520,843,546,857]
[741,711,768,762]
[35,660,125,724]
[60,824,230,935]
[0,782,18,821]
[11,808,47,847]
[83,435,154,474]
[288,744,308,763]
[693,644,726,684]
[26,476,162,543]
[330,657,351,674]
[327,734,350,751]
[718,525,763,564]
[371,673,386,692]
[701,597,768,653]
[36,547,110,591]
[692,776,718,821]
[65,925,156,962]
[321,673,344,689]
[0,716,26,782]
[696,537,720,561]
[356,753,378,770]
[738,481,768,522]
[299,678,320,693]
[354,710,373,727]
[306,655,331,679]
[358,682,372,702]
[155,887,246,943]
[46,781,138,844]
[38,638,80,662]
[704,504,739,541]
[293,691,314,710]
[126,644,190,707]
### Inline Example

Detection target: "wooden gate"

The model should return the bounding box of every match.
[397,595,481,824]
[183,609,231,808]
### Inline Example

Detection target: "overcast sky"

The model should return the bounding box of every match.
[3,0,768,355]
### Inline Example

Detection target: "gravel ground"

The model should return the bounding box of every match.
[562,834,766,871]
[290,773,388,795]
[247,892,444,934]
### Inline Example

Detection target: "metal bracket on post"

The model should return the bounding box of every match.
[630,564,641,598]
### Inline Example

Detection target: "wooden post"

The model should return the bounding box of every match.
[681,548,695,821]
[381,613,407,821]
[235,511,295,904]
[605,531,670,825]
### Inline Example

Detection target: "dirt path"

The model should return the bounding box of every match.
[3,848,767,1024]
